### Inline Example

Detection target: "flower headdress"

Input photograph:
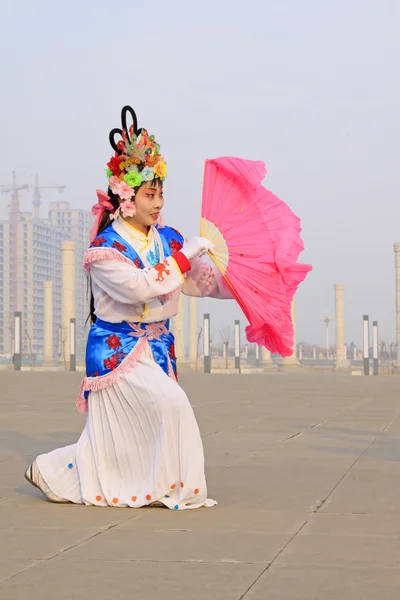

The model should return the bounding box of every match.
[106,106,167,200]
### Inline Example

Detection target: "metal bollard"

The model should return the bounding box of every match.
[203,314,211,374]
[363,315,370,376]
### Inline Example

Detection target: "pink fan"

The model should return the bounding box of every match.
[200,156,312,357]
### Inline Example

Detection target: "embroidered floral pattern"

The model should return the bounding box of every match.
[197,262,216,295]
[169,238,183,253]
[134,257,144,269]
[158,292,173,305]
[146,245,160,267]
[104,349,126,370]
[91,236,107,248]
[105,334,122,350]
[112,240,128,253]
[154,260,171,282]
[128,321,169,341]
[168,344,176,361]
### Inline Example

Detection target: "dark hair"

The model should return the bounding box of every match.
[87,177,163,325]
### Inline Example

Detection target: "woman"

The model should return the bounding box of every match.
[25,105,232,509]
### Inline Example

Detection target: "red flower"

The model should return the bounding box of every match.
[134,258,143,269]
[103,349,126,371]
[105,334,122,350]
[91,236,107,247]
[104,354,120,370]
[112,241,127,253]
[168,344,176,361]
[107,153,124,176]
[169,239,183,253]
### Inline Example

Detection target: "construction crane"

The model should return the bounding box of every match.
[0,170,30,213]
[0,172,66,355]
[32,174,66,219]
[0,172,30,338]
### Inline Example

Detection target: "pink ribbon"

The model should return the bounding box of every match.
[90,190,115,243]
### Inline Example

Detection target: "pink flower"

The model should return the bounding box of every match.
[120,200,136,217]
[157,213,166,228]
[117,181,135,201]
[109,176,120,188]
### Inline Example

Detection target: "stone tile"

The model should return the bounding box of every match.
[0,498,140,529]
[245,564,400,600]
[301,512,400,537]
[320,458,400,514]
[0,559,41,584]
[276,532,400,568]
[207,463,349,511]
[0,457,31,488]
[203,430,285,467]
[117,506,306,534]
[2,371,400,598]
[0,558,262,600]
[0,527,99,560]
[64,528,292,564]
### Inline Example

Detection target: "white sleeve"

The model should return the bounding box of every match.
[182,257,234,299]
[90,257,184,304]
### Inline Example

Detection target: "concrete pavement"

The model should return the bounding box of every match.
[1,371,400,599]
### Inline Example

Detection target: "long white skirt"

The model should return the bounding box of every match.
[36,344,216,510]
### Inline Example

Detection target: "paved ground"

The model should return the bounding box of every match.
[1,371,400,599]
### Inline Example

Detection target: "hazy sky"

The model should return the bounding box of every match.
[2,0,400,347]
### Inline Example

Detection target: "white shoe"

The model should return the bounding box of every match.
[24,461,70,504]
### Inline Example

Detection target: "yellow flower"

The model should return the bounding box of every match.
[154,160,167,180]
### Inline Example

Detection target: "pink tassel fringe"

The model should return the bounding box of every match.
[83,248,135,272]
[75,337,148,412]
[75,337,178,412]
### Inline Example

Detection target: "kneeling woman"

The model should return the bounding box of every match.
[25,106,232,509]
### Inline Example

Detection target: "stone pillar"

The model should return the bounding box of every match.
[335,284,348,369]
[395,244,400,369]
[188,296,197,368]
[43,281,53,365]
[172,293,185,363]
[279,298,300,369]
[15,219,24,314]
[260,346,274,370]
[61,241,76,364]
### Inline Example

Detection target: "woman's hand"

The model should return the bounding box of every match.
[180,237,215,261]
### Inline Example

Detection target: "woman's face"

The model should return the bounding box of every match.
[129,181,164,229]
